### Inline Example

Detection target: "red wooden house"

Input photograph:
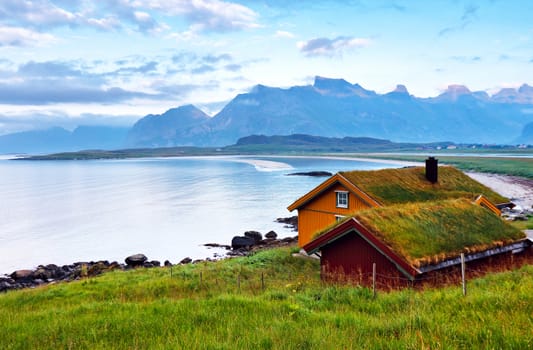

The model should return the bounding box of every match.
[288,158,531,286]
[302,199,531,286]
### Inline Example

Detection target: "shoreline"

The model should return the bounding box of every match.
[467,172,533,208]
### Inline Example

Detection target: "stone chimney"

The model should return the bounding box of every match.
[425,157,438,183]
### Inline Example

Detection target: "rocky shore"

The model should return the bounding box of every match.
[0,216,299,293]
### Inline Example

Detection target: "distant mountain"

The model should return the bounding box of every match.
[516,122,533,144]
[4,77,533,153]
[126,105,210,147]
[0,126,129,154]
[125,77,533,147]
[492,84,533,104]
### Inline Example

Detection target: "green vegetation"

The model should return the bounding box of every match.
[0,247,531,349]
[354,154,533,179]
[352,199,524,267]
[340,166,509,205]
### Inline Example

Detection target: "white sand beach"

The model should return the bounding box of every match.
[467,172,533,208]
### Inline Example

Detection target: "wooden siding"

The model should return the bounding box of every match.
[297,183,372,247]
[321,231,405,286]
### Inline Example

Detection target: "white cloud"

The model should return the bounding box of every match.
[0,26,56,47]
[141,0,259,32]
[298,36,371,57]
[275,30,295,38]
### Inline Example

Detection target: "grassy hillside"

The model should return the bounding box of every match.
[0,247,531,349]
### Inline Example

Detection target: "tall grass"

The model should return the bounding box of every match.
[0,247,531,349]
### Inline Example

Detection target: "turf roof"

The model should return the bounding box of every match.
[351,198,525,267]
[339,166,508,205]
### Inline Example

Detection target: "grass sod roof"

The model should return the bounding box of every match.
[349,198,525,268]
[339,166,508,206]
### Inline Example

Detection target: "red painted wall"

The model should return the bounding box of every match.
[321,231,406,287]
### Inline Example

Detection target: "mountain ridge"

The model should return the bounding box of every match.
[125,76,532,147]
[2,77,533,153]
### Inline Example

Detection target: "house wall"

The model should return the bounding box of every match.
[297,183,372,247]
[320,231,406,287]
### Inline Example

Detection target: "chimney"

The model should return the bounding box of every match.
[425,157,438,183]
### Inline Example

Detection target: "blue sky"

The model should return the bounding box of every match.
[0,0,532,134]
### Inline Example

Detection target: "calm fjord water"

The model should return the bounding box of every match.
[0,156,401,274]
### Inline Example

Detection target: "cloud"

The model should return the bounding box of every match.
[298,36,371,57]
[224,63,242,72]
[0,0,259,41]
[143,0,259,32]
[150,81,219,96]
[0,0,164,35]
[17,61,84,77]
[461,4,479,22]
[0,111,138,135]
[112,61,159,75]
[191,64,216,74]
[450,55,482,63]
[0,26,56,47]
[439,3,479,37]
[0,58,170,105]
[0,81,160,105]
[275,30,295,39]
[202,53,232,63]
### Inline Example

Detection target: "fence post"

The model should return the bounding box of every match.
[170,266,173,278]
[461,253,467,297]
[200,271,203,286]
[372,263,376,299]
[237,274,241,291]
[261,272,265,291]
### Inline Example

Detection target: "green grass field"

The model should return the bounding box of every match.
[0,247,531,349]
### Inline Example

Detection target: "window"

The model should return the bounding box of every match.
[336,191,348,208]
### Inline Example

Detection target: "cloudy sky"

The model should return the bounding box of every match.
[0,0,532,134]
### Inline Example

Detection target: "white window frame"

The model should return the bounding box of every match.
[335,191,348,208]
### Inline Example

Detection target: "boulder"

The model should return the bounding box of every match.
[0,280,12,292]
[265,231,278,239]
[33,267,53,280]
[164,260,173,267]
[88,261,109,276]
[180,257,192,264]
[10,269,34,281]
[231,236,255,250]
[125,254,148,267]
[244,231,263,243]
[108,261,122,271]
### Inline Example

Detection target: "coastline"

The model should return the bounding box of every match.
[467,172,533,208]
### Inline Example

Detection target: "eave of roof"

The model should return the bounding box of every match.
[287,173,380,212]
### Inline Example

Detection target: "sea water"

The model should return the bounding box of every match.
[0,155,403,273]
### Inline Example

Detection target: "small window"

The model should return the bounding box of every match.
[336,191,348,208]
